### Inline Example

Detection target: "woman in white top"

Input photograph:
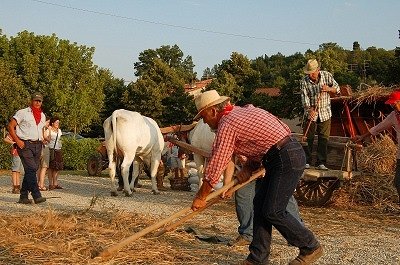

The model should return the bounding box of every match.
[38,117,50,191]
[48,117,63,190]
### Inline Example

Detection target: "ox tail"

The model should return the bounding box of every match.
[111,110,119,160]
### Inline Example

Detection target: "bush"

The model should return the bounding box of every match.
[61,138,101,170]
[0,138,101,171]
[0,142,12,170]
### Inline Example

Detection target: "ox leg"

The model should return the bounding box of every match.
[129,160,140,192]
[148,156,161,195]
[109,158,118,197]
[121,156,135,197]
[193,154,205,189]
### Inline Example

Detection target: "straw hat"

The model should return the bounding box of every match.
[193,90,229,120]
[303,59,319,74]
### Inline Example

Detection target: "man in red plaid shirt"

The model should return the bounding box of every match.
[191,90,322,265]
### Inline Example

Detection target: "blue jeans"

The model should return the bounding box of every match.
[247,139,319,265]
[17,141,42,200]
[235,181,303,242]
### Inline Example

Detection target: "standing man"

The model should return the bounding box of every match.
[191,90,322,265]
[8,92,47,204]
[300,59,340,170]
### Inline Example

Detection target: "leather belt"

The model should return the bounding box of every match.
[25,140,41,143]
[272,135,292,150]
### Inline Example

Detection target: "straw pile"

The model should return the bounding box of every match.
[0,207,240,265]
[357,134,396,175]
[333,134,400,213]
[351,85,393,106]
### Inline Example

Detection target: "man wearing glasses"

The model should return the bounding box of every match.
[7,92,47,204]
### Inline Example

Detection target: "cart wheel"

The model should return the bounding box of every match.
[87,155,102,176]
[295,177,340,206]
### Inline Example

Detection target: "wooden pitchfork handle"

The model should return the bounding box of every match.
[153,168,265,237]
[96,168,264,258]
[302,92,322,142]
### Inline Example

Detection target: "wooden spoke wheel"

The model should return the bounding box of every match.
[295,177,340,206]
[87,154,106,176]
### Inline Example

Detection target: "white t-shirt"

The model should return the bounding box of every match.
[48,128,62,150]
[13,107,46,141]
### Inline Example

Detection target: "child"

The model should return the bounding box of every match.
[4,134,24,193]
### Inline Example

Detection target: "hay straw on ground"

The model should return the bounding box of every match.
[0,205,244,265]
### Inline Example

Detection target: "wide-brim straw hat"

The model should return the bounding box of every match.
[193,90,229,120]
[303,59,319,74]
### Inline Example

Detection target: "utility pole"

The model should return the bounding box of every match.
[362,60,370,83]
[348,63,358,72]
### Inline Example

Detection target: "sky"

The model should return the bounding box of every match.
[1,0,399,83]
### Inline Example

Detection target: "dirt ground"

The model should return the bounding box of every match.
[0,171,399,265]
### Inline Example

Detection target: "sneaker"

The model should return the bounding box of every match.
[18,198,33,204]
[34,197,46,204]
[317,164,329,170]
[228,235,251,246]
[305,163,310,169]
[289,244,323,265]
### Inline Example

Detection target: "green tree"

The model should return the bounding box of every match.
[0,59,29,127]
[206,71,243,103]
[134,44,196,83]
[2,31,104,133]
[161,87,196,125]
[364,46,396,86]
[125,58,188,125]
[212,52,261,103]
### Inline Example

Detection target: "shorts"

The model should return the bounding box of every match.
[40,146,50,168]
[11,155,24,173]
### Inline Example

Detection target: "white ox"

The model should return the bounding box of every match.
[103,109,164,196]
[188,119,226,188]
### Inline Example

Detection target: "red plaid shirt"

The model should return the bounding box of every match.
[204,105,291,186]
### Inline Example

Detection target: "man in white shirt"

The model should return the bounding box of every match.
[7,92,47,204]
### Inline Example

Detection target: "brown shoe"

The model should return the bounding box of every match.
[289,245,323,265]
[228,235,251,247]
[238,260,254,265]
[12,185,20,194]
[157,186,168,191]
[49,185,56,190]
[34,197,47,204]
[18,198,33,204]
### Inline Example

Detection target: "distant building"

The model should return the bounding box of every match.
[184,79,213,97]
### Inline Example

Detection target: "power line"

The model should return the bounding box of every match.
[29,0,319,46]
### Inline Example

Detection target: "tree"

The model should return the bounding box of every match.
[0,59,29,127]
[212,52,261,103]
[206,71,243,104]
[125,58,187,125]
[161,87,196,125]
[134,44,196,83]
[2,31,104,133]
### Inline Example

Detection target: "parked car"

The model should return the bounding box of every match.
[61,132,85,140]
